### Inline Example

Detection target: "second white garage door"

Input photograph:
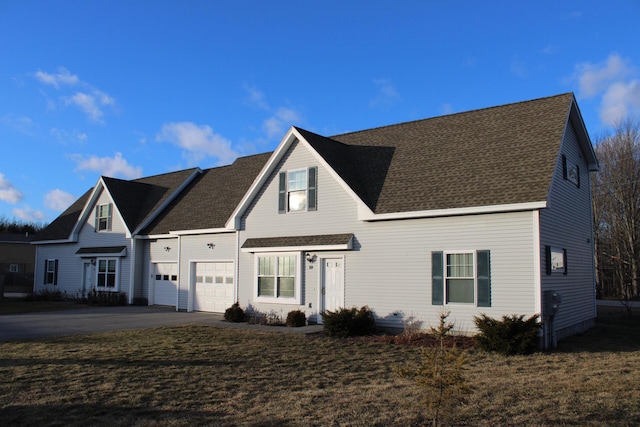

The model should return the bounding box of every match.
[193,262,234,312]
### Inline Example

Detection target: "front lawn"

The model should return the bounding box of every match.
[0,307,638,426]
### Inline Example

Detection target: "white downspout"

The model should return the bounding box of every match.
[128,238,136,304]
[176,234,181,311]
[235,230,240,303]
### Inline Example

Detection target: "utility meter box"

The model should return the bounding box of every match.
[543,290,562,317]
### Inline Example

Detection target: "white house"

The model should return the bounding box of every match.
[34,93,598,342]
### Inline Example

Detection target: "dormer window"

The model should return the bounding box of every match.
[95,203,113,232]
[562,155,580,188]
[278,167,317,213]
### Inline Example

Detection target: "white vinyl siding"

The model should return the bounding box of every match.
[238,138,538,330]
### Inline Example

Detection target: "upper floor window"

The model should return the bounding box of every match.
[278,167,317,213]
[95,203,113,232]
[562,155,580,188]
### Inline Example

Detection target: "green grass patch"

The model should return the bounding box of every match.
[0,306,639,426]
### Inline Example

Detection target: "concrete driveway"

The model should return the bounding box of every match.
[0,305,322,341]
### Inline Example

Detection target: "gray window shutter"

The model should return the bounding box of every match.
[477,250,491,307]
[94,205,99,231]
[432,251,444,305]
[576,165,580,188]
[563,249,568,275]
[308,167,317,211]
[107,203,113,231]
[43,259,48,284]
[53,259,59,286]
[278,172,286,213]
[562,155,567,180]
[545,245,551,275]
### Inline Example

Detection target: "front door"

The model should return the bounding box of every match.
[83,261,95,292]
[321,258,344,322]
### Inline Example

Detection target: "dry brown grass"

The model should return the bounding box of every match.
[1,306,639,426]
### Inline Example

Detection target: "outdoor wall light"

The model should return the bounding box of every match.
[305,252,316,263]
[207,243,215,249]
[164,246,171,252]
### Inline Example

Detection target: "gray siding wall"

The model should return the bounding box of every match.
[34,189,134,298]
[539,123,596,337]
[239,140,539,331]
[177,232,236,310]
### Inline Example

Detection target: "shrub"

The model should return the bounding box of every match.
[224,302,246,323]
[286,310,307,327]
[321,306,376,337]
[31,288,66,301]
[394,312,470,427]
[474,313,540,355]
[80,289,127,306]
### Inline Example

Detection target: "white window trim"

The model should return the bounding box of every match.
[444,250,477,306]
[95,257,120,292]
[287,168,309,213]
[45,259,57,285]
[97,203,112,232]
[254,252,302,304]
[9,264,19,273]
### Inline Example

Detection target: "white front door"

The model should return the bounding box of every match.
[153,263,178,306]
[193,262,234,313]
[321,258,344,321]
[83,262,95,292]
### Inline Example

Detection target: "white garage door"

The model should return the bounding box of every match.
[154,263,178,306]
[194,262,234,313]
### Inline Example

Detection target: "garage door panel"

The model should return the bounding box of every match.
[154,263,177,306]
[194,262,234,313]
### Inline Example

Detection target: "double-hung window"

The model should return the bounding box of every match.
[432,250,491,307]
[96,258,118,290]
[44,259,58,285]
[256,253,300,303]
[278,167,317,213]
[95,203,112,232]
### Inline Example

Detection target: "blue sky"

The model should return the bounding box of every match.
[1,1,639,224]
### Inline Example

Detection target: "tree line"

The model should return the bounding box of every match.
[592,118,640,301]
[0,216,47,235]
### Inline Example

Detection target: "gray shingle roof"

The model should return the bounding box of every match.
[301,92,578,214]
[242,233,354,249]
[141,153,271,235]
[33,189,93,241]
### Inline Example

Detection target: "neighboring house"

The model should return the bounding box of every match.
[0,233,36,294]
[33,93,598,343]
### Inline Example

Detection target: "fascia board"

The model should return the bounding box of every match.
[134,234,176,240]
[69,180,106,240]
[225,127,374,229]
[132,168,203,236]
[32,238,76,245]
[358,201,548,221]
[169,228,235,236]
[241,243,353,253]
[568,98,598,171]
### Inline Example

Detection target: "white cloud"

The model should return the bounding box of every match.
[50,128,88,144]
[156,122,240,165]
[244,84,269,110]
[72,152,143,179]
[571,53,640,126]
[1,114,38,135]
[34,67,116,123]
[12,206,46,222]
[65,91,115,123]
[0,173,24,204]
[34,67,79,88]
[44,189,76,212]
[370,78,401,108]
[262,107,301,140]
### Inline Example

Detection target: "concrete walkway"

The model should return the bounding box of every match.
[0,305,323,342]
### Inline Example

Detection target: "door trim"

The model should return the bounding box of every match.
[318,256,345,324]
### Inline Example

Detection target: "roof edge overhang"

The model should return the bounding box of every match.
[568,96,599,171]
[241,234,354,253]
[358,201,548,221]
[32,238,77,245]
[169,227,235,236]
[226,127,374,229]
[75,246,127,257]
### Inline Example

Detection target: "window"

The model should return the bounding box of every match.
[96,258,118,290]
[256,253,300,302]
[562,154,580,188]
[546,246,567,275]
[44,259,58,285]
[446,253,475,304]
[432,251,491,307]
[9,264,19,273]
[278,167,317,213]
[95,203,113,231]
